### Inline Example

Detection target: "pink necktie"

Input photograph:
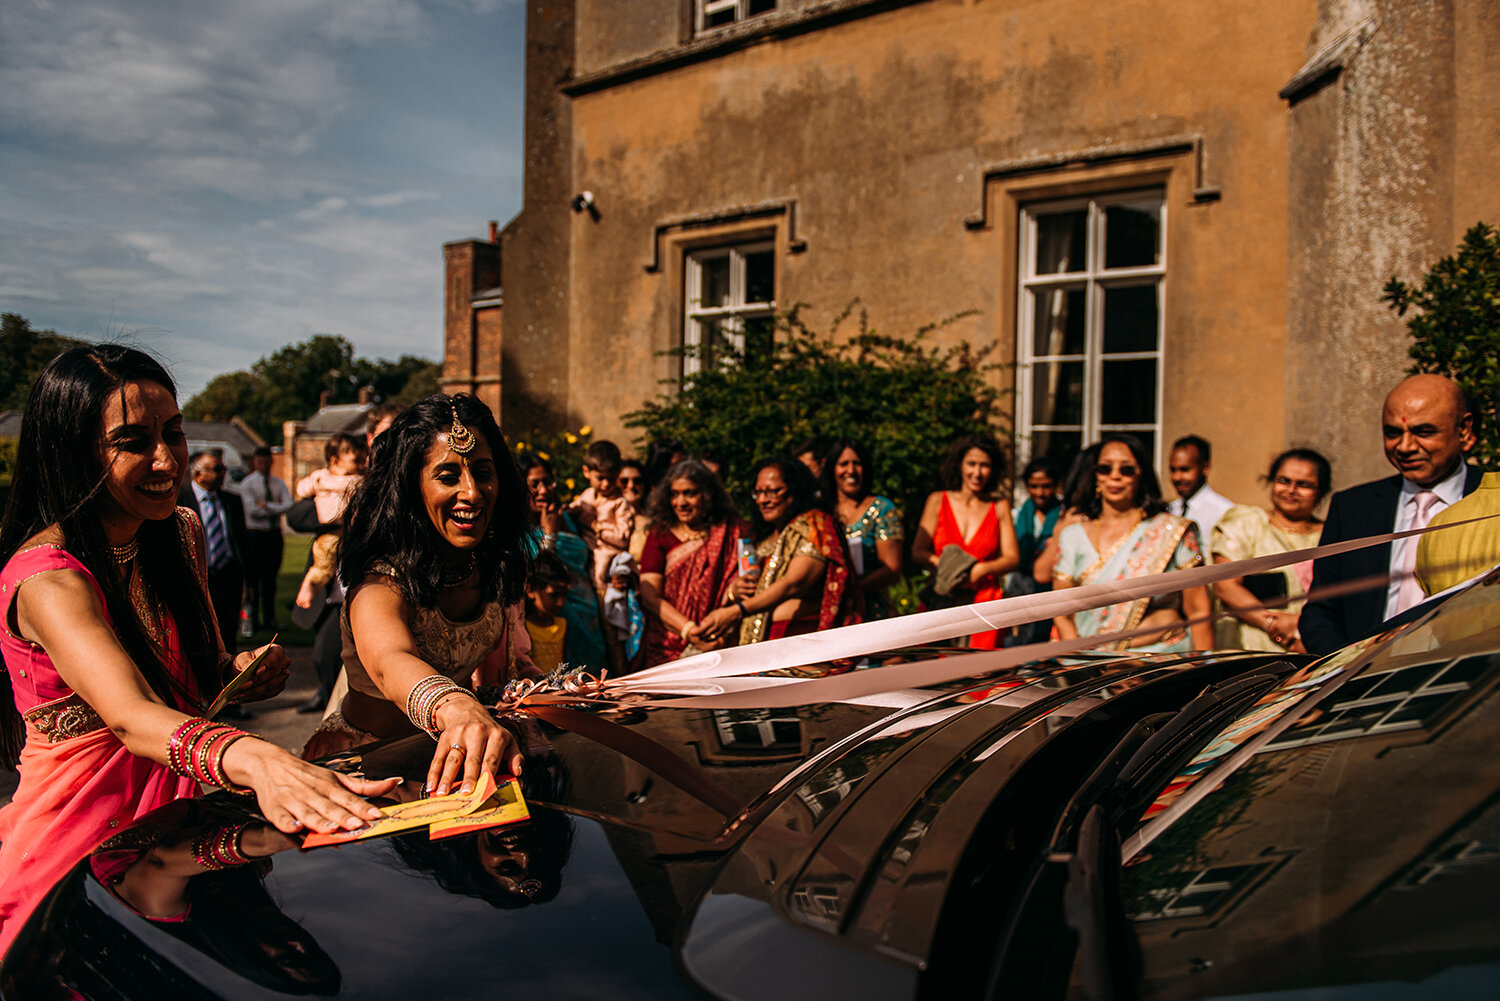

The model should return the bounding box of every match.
[1395,490,1440,613]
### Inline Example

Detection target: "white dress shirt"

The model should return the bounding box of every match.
[238,471,293,532]
[1169,482,1234,541]
[1384,462,1469,619]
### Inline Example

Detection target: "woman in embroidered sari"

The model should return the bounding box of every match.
[822,438,904,621]
[638,460,747,666]
[1051,433,1213,652]
[1210,448,1330,652]
[0,346,396,954]
[303,395,532,796]
[694,457,861,646]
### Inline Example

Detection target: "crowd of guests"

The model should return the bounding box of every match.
[0,336,1486,953]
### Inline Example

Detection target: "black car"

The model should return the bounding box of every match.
[5,575,1499,999]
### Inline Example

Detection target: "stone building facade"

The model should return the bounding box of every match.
[443,0,1499,497]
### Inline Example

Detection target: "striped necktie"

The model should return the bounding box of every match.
[203,494,230,569]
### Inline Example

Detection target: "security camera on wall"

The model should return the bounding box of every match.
[571,191,599,219]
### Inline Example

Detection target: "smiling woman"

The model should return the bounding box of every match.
[302,394,535,796]
[0,346,396,954]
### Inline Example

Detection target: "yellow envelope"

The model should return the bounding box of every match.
[205,636,278,719]
[302,771,497,848]
[429,776,530,840]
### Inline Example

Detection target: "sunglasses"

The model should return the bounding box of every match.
[1095,463,1139,477]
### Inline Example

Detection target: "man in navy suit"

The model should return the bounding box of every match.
[178,450,250,656]
[1300,374,1480,655]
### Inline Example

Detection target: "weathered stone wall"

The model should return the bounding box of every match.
[1286,0,1500,490]
[499,0,578,436]
[546,0,1312,500]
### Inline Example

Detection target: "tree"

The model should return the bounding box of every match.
[184,335,440,443]
[1383,222,1500,466]
[0,313,89,411]
[625,302,1007,535]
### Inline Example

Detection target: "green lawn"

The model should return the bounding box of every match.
[244,533,317,648]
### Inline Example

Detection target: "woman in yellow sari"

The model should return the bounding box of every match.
[1210,449,1330,652]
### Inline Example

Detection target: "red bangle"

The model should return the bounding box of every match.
[166,718,253,793]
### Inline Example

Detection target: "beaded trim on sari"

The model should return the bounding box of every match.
[22,692,107,741]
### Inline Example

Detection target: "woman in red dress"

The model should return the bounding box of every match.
[912,435,1020,648]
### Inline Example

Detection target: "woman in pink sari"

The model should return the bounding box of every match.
[638,460,748,666]
[0,346,397,954]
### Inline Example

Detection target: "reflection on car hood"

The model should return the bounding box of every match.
[1118,575,1500,999]
[2,644,1292,1000]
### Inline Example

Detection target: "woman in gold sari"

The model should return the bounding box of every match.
[694,457,860,646]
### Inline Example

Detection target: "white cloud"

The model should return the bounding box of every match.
[0,0,525,402]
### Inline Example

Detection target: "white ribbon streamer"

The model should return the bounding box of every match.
[613,514,1491,693]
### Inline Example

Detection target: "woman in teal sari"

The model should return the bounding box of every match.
[1051,434,1212,652]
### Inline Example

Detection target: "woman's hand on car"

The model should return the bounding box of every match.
[222,739,400,836]
[427,695,524,796]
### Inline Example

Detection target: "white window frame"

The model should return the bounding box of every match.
[697,0,775,33]
[683,241,775,375]
[1016,189,1166,466]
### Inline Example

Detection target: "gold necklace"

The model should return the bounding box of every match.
[110,538,139,566]
[1270,510,1315,535]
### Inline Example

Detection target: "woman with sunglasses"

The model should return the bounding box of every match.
[1209,449,1330,652]
[1051,433,1212,651]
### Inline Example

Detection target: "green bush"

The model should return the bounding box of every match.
[625,302,1008,537]
[1383,222,1500,467]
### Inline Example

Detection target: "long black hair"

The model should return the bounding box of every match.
[0,345,221,768]
[1081,432,1168,519]
[644,459,738,528]
[820,437,874,503]
[338,393,531,608]
[747,456,821,542]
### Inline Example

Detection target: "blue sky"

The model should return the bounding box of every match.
[0,0,526,401]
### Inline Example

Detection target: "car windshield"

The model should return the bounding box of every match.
[1108,575,1500,999]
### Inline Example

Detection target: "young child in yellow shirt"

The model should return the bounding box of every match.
[524,551,573,673]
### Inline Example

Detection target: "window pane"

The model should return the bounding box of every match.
[1102,284,1158,354]
[695,318,737,366]
[743,313,774,364]
[1032,361,1085,427]
[1033,209,1087,274]
[744,249,774,304]
[1030,430,1082,464]
[1100,358,1156,424]
[697,255,731,308]
[705,8,735,27]
[1104,200,1161,269]
[1031,287,1086,356]
[749,0,776,13]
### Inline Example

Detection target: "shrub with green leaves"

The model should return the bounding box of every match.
[1383,222,1500,467]
[625,302,1009,538]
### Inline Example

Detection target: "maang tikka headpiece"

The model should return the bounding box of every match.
[449,401,477,455]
